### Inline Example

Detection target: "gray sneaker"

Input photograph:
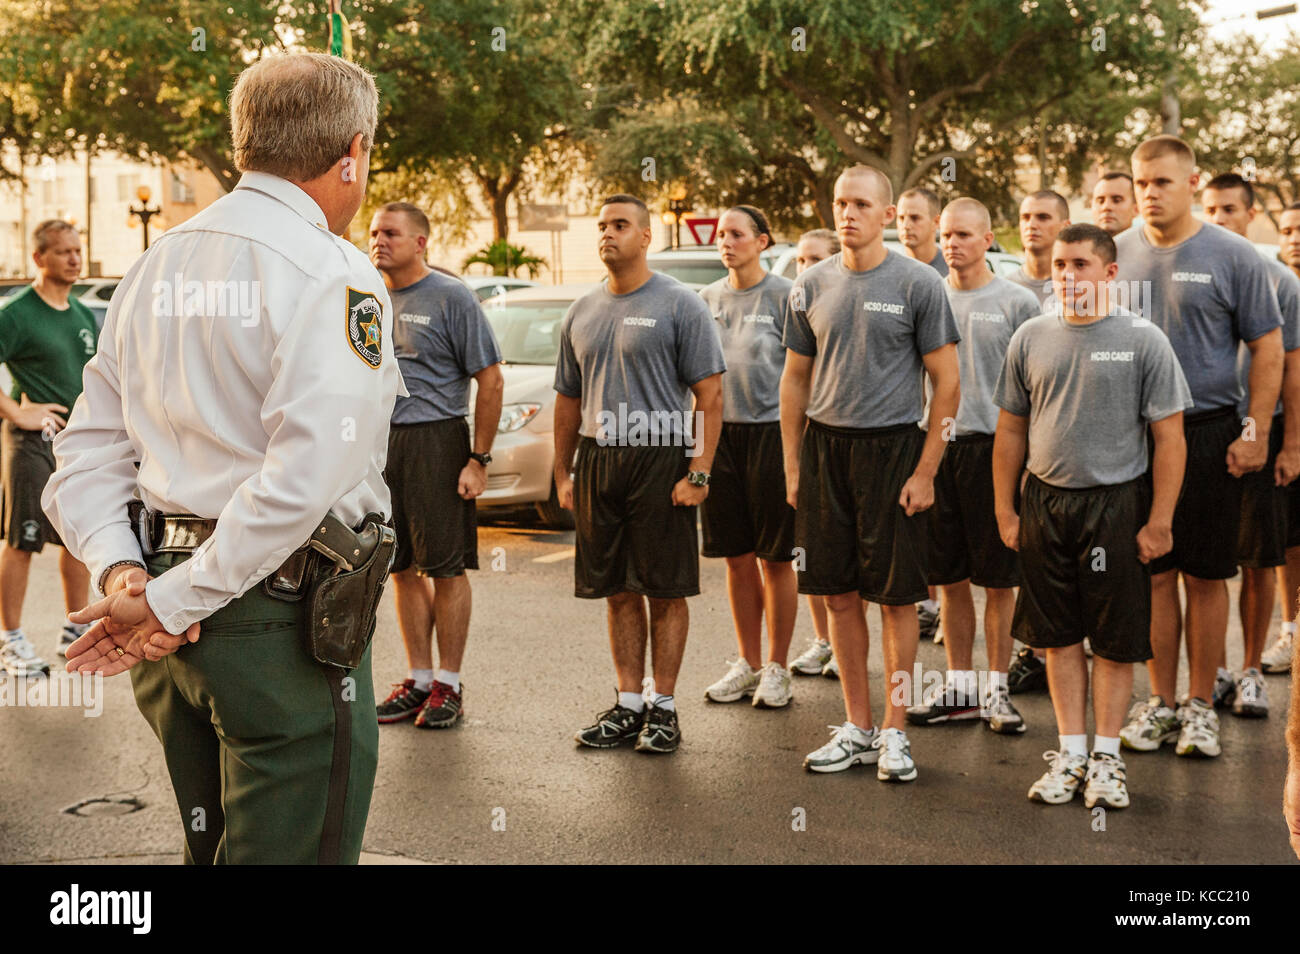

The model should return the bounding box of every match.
[704,658,760,703]
[1231,667,1268,718]
[752,661,793,709]
[876,727,918,782]
[803,722,879,773]
[790,638,832,676]
[981,684,1027,734]
[1120,695,1180,752]
[1211,667,1236,709]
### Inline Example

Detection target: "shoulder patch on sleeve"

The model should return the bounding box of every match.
[346,286,384,368]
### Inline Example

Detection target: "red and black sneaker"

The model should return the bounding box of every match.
[376,679,432,724]
[414,680,464,729]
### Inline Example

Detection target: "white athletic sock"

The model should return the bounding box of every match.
[410,668,434,691]
[2,628,23,642]
[1284,621,1298,636]
[1059,734,1088,758]
[653,693,676,712]
[1093,735,1121,757]
[435,669,460,692]
[618,690,646,712]
[920,598,939,614]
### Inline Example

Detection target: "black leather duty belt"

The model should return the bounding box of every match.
[132,504,315,596]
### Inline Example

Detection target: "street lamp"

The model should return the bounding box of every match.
[127,184,161,252]
[665,183,690,250]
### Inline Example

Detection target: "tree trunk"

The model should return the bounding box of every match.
[1160,71,1181,136]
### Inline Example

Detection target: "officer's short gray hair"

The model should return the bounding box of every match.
[33,219,78,254]
[229,53,379,182]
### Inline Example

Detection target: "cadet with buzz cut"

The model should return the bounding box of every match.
[905,197,1039,738]
[1117,135,1284,762]
[1200,172,1300,719]
[44,52,403,864]
[1268,200,1300,676]
[897,187,948,276]
[1008,189,1071,309]
[1092,172,1138,237]
[994,223,1191,810]
[782,164,961,782]
[557,194,725,755]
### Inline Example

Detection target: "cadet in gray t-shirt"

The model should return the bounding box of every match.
[926,275,1040,437]
[701,272,792,423]
[1236,258,1300,416]
[995,308,1192,488]
[1115,223,1282,413]
[1005,266,1055,310]
[555,272,725,442]
[390,270,503,424]
[783,250,960,428]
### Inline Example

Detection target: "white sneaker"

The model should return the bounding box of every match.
[704,658,760,703]
[1083,752,1130,809]
[1,631,51,676]
[821,655,840,679]
[1261,629,1294,674]
[790,638,832,675]
[1027,750,1088,804]
[804,722,879,773]
[1120,695,1180,751]
[1175,698,1221,758]
[1231,667,1268,718]
[752,662,793,709]
[876,727,917,782]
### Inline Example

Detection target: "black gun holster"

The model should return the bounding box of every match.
[301,512,396,670]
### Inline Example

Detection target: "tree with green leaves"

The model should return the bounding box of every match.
[574,0,1202,228]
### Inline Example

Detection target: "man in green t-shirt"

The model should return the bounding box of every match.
[0,219,97,675]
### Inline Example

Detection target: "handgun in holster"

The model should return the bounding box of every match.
[298,512,396,670]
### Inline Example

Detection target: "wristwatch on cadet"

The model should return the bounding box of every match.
[468,451,492,467]
[686,470,711,487]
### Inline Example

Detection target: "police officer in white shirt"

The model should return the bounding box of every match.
[42,53,403,865]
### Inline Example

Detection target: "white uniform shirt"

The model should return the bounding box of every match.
[43,172,405,634]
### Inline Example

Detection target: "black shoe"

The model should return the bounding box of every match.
[376,679,432,724]
[1007,647,1048,694]
[575,700,645,748]
[414,680,464,729]
[917,603,940,641]
[905,686,982,726]
[635,704,681,753]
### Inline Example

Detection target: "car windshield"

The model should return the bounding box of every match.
[483,300,570,365]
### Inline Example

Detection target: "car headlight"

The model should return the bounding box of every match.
[498,402,543,433]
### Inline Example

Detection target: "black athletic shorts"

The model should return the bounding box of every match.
[795,419,929,605]
[386,418,479,577]
[1013,474,1152,663]
[926,433,1019,589]
[700,421,796,562]
[1147,406,1242,580]
[1288,478,1300,550]
[573,437,699,599]
[1,420,62,553]
[1237,413,1286,569]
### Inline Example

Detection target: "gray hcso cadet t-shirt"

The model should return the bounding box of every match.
[922,275,1041,437]
[554,272,726,443]
[1236,257,1300,416]
[1115,223,1282,413]
[783,250,960,429]
[1006,266,1055,310]
[994,307,1193,488]
[389,270,503,424]
[700,272,793,424]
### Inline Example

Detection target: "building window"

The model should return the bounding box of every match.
[169,171,195,204]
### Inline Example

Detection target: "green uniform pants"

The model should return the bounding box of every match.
[130,552,379,864]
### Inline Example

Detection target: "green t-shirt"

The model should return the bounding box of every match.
[0,285,98,409]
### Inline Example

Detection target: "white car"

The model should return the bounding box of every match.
[463,275,540,302]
